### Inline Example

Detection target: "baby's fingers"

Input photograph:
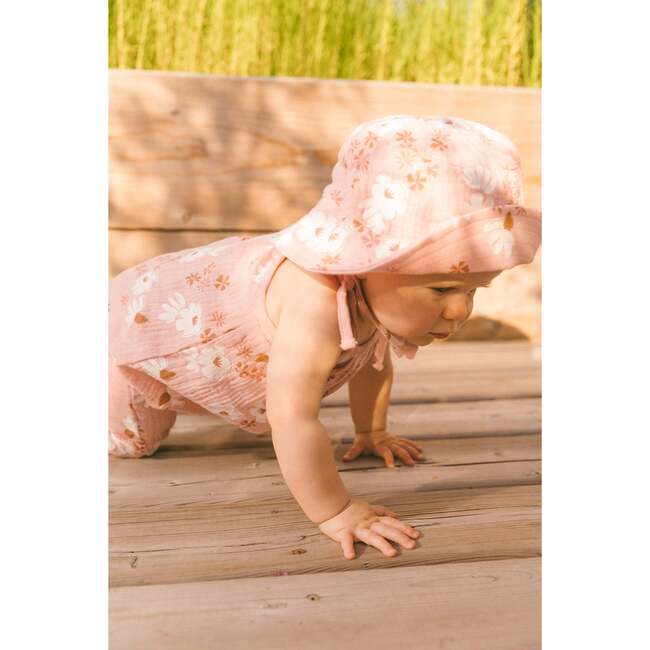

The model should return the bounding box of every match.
[340,530,356,560]
[389,443,416,467]
[355,528,398,558]
[379,516,421,540]
[397,437,423,451]
[396,438,424,458]
[378,445,396,468]
[371,521,417,550]
[342,438,365,462]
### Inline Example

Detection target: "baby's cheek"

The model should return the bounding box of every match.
[465,297,475,319]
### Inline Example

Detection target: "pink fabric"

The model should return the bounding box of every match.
[108,114,541,457]
[273,115,541,275]
[108,353,177,458]
[108,234,384,453]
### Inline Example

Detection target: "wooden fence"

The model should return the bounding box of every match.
[109,70,541,340]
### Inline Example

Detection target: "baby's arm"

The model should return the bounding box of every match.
[348,344,394,434]
[266,284,420,557]
[345,346,423,468]
[266,287,352,524]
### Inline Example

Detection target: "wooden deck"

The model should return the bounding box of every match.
[109,340,541,649]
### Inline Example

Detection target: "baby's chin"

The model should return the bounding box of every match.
[408,333,441,346]
[418,332,455,346]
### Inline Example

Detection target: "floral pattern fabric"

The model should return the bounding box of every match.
[272,115,541,275]
[109,234,381,451]
[108,114,542,457]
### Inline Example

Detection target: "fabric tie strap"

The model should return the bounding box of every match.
[370,334,389,372]
[351,279,418,370]
[336,274,419,372]
[336,275,358,350]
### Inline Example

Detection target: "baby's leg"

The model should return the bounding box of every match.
[108,358,176,458]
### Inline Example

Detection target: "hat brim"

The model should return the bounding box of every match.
[368,204,541,275]
[305,203,541,276]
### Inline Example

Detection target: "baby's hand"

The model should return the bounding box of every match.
[342,430,424,468]
[318,498,421,559]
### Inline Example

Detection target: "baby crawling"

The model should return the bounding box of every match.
[265,257,500,558]
[108,114,541,560]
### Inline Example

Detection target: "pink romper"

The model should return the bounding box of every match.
[108,233,387,458]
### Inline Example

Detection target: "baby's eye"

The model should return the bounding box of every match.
[431,287,454,293]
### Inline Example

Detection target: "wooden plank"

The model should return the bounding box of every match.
[158,397,542,452]
[109,69,540,232]
[324,341,540,405]
[110,455,541,513]
[391,340,541,371]
[109,431,541,586]
[110,432,540,501]
[342,367,540,404]
[110,483,539,586]
[110,557,540,650]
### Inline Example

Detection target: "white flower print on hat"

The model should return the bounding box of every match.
[463,165,497,209]
[358,174,409,235]
[483,212,515,256]
[274,114,540,275]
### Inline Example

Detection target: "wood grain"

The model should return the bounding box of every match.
[110,483,539,586]
[109,432,540,503]
[158,397,542,450]
[110,70,540,232]
[324,341,541,405]
[109,432,540,585]
[108,333,542,646]
[110,557,540,650]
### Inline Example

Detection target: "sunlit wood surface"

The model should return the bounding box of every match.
[109,341,541,649]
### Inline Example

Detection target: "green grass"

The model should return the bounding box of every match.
[108,0,541,87]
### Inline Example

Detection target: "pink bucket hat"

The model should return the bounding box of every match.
[273,114,540,274]
[271,114,541,366]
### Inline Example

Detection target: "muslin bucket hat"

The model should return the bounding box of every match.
[271,115,541,367]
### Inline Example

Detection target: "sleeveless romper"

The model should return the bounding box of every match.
[108,233,392,458]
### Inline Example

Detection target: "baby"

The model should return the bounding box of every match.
[108,115,541,560]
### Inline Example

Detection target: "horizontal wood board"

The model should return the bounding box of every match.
[108,339,542,647]
[110,557,540,650]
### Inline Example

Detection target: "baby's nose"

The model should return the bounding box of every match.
[442,296,470,321]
